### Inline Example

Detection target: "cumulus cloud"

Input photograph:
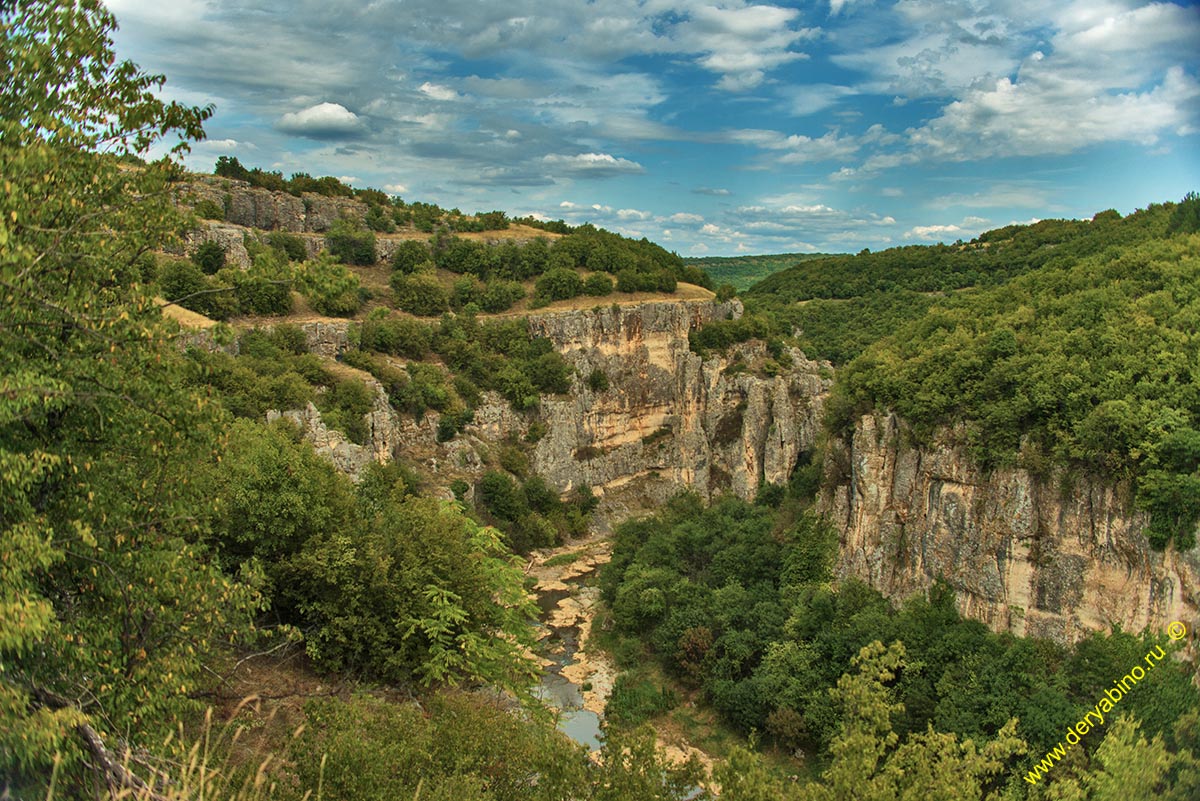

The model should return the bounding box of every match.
[903,215,991,241]
[911,65,1200,160]
[668,212,706,223]
[692,187,732,196]
[419,82,460,101]
[277,102,363,138]
[617,208,654,220]
[727,128,864,165]
[542,152,645,176]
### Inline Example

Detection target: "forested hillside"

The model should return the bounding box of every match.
[701,203,1200,549]
[683,252,832,291]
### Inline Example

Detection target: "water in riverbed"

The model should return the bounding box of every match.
[535,569,605,751]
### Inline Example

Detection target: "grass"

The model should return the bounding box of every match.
[543,551,584,568]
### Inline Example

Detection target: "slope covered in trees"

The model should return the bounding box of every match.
[683,252,833,291]
[599,493,1200,799]
[711,202,1200,549]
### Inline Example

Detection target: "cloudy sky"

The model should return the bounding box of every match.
[107,0,1200,255]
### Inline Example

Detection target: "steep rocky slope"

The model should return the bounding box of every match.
[244,298,832,520]
[821,412,1200,644]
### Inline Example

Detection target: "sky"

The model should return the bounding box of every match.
[105,0,1200,256]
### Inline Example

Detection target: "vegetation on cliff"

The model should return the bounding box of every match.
[705,201,1200,550]
[600,492,1200,799]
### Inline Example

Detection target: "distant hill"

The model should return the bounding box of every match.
[682,252,835,291]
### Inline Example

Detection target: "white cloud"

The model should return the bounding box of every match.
[383,183,409,195]
[617,208,653,220]
[337,176,360,185]
[668,212,706,224]
[277,102,363,137]
[905,224,966,240]
[701,223,722,234]
[911,65,1200,160]
[903,215,991,241]
[542,152,645,176]
[783,83,856,116]
[728,128,863,164]
[419,82,460,101]
[693,187,732,196]
[669,4,816,91]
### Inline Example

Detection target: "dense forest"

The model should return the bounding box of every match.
[4,3,1199,801]
[682,253,832,291]
[599,492,1200,798]
[710,201,1200,549]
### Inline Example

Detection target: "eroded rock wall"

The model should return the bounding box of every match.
[822,412,1200,644]
[527,299,832,518]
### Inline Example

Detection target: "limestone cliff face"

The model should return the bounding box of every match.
[239,301,831,513]
[525,300,832,517]
[184,177,364,233]
[823,412,1200,644]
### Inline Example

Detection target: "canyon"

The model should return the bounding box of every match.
[244,294,1198,646]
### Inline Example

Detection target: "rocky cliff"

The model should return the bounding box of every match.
[524,299,831,518]
[822,412,1200,644]
[243,300,831,517]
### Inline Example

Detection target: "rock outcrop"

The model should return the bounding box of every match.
[823,412,1200,644]
[183,177,365,233]
[526,299,832,517]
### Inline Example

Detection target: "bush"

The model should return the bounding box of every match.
[297,254,364,316]
[392,273,450,316]
[234,251,293,316]
[193,198,224,220]
[360,310,432,357]
[584,272,613,296]
[587,367,609,392]
[364,204,395,233]
[326,217,377,265]
[535,267,583,301]
[159,258,236,320]
[267,230,309,261]
[480,280,525,312]
[451,275,482,309]
[191,240,226,275]
[391,239,432,274]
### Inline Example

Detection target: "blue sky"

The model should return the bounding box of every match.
[107,0,1200,255]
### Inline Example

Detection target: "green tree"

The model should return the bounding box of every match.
[286,498,539,694]
[393,272,450,316]
[1,1,263,792]
[297,253,364,316]
[392,238,432,273]
[326,216,377,265]
[191,239,226,274]
[535,266,584,301]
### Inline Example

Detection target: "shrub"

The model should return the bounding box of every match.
[191,240,226,275]
[535,267,583,301]
[587,368,609,392]
[326,217,377,265]
[451,276,482,309]
[360,309,432,357]
[193,198,224,220]
[392,273,450,316]
[584,272,613,296]
[364,204,395,233]
[480,280,525,312]
[267,230,309,261]
[234,251,293,316]
[297,254,364,316]
[159,258,236,319]
[391,239,432,273]
[270,323,309,354]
